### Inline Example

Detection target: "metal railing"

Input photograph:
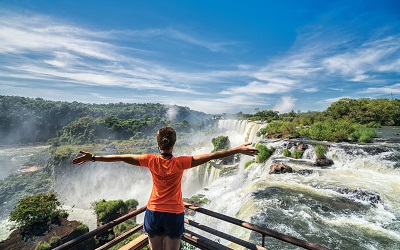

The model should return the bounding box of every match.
[54,203,330,250]
[184,203,329,250]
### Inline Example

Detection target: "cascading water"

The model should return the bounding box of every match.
[1,121,399,249]
[184,120,400,250]
[182,120,264,196]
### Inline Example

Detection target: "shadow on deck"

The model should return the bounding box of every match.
[54,203,330,250]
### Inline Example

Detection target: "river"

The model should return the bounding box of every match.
[183,121,400,249]
[0,145,50,180]
[0,123,399,249]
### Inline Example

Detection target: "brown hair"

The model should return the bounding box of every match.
[157,126,176,150]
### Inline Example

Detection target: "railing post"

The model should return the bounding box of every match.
[262,234,265,247]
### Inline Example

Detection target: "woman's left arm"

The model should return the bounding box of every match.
[191,142,258,168]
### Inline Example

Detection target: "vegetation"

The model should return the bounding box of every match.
[49,236,62,248]
[244,160,254,169]
[211,135,236,164]
[255,143,275,163]
[282,149,291,157]
[315,145,327,160]
[92,199,139,247]
[9,193,68,234]
[0,169,53,218]
[325,98,400,126]
[258,117,376,143]
[211,135,230,152]
[1,95,398,248]
[76,223,90,234]
[251,98,399,143]
[291,149,303,159]
[94,199,138,225]
[183,195,208,206]
[0,95,212,145]
[35,241,51,250]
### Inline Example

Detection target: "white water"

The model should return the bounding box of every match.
[1,121,399,249]
[0,145,49,180]
[58,120,264,231]
[184,120,400,249]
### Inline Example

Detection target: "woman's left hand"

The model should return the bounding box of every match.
[236,142,259,156]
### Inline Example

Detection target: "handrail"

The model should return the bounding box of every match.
[184,203,329,250]
[183,229,232,250]
[53,206,147,250]
[54,203,329,250]
[96,224,143,250]
[184,218,266,250]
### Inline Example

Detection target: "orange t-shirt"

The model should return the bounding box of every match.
[138,154,192,213]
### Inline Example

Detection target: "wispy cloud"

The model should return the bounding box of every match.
[322,36,400,82]
[1,7,399,114]
[0,10,235,96]
[362,83,400,95]
[227,27,400,106]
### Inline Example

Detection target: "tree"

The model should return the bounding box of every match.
[9,193,68,234]
[211,136,230,152]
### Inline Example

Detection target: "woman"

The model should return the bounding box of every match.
[71,126,258,250]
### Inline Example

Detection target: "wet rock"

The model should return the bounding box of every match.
[314,158,334,167]
[335,188,382,205]
[297,143,308,151]
[269,163,293,174]
[295,169,314,175]
[284,141,308,151]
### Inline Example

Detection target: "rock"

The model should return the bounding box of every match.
[336,188,382,205]
[269,163,293,174]
[297,143,308,151]
[295,169,314,175]
[0,218,95,250]
[314,158,334,167]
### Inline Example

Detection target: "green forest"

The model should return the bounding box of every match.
[1,95,399,146]
[243,98,400,142]
[0,95,213,146]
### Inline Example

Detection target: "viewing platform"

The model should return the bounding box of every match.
[54,203,329,250]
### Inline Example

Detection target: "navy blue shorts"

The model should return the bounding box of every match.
[143,208,185,239]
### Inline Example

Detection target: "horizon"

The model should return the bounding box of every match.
[1,1,399,114]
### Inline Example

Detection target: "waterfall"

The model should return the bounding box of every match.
[217,119,264,144]
[185,123,400,249]
[1,123,399,249]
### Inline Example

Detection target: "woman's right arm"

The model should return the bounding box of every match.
[71,151,141,166]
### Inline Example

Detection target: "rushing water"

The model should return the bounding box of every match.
[0,145,49,180]
[184,120,400,249]
[0,122,399,249]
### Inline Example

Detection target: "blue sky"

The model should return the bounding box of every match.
[0,0,399,114]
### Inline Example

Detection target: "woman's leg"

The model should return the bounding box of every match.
[164,237,181,250]
[148,235,164,250]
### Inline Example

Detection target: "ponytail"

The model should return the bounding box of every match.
[157,127,176,150]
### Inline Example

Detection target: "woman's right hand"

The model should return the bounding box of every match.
[71,151,93,165]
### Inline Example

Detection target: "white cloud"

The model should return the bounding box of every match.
[221,81,292,95]
[273,96,295,113]
[362,83,400,95]
[0,11,233,96]
[1,8,399,114]
[303,88,319,93]
[322,35,400,81]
